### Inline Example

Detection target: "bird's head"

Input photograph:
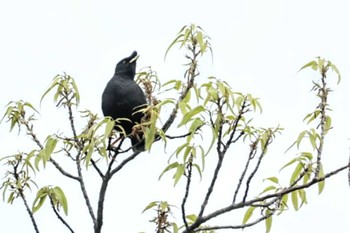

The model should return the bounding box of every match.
[114,51,139,77]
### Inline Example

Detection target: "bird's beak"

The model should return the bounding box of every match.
[129,55,140,63]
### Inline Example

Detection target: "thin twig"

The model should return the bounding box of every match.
[243,133,272,203]
[91,159,104,179]
[21,191,40,233]
[198,113,224,218]
[65,92,96,227]
[49,197,74,233]
[232,139,258,204]
[181,156,193,230]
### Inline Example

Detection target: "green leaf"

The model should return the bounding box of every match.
[52,186,68,215]
[173,164,185,186]
[40,75,60,105]
[175,142,190,158]
[32,187,49,213]
[329,63,341,84]
[104,117,115,138]
[181,28,191,48]
[172,223,179,233]
[158,162,179,180]
[188,118,203,134]
[196,31,206,54]
[164,33,184,60]
[142,201,158,213]
[242,206,255,224]
[290,162,303,185]
[70,77,80,105]
[291,190,299,211]
[160,201,169,211]
[300,152,313,161]
[324,115,332,134]
[186,214,197,223]
[280,158,298,171]
[280,194,289,213]
[264,177,279,184]
[45,137,58,159]
[318,164,325,194]
[192,163,202,180]
[7,191,15,204]
[299,60,318,72]
[265,209,272,233]
[304,110,320,124]
[259,185,277,195]
[298,189,307,206]
[178,106,205,127]
[85,145,94,169]
[296,130,307,149]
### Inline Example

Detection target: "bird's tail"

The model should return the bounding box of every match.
[130,135,145,152]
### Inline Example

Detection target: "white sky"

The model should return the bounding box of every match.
[1,0,350,232]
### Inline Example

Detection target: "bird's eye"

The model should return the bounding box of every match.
[122,60,127,64]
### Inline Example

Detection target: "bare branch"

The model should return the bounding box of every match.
[91,159,104,179]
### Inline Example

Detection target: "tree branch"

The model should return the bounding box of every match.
[232,139,258,204]
[181,157,193,230]
[182,163,349,233]
[193,210,273,232]
[12,159,40,233]
[315,72,328,178]
[198,113,224,218]
[49,196,74,233]
[243,133,272,203]
[21,118,79,180]
[65,96,97,227]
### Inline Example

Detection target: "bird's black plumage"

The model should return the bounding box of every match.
[102,51,147,151]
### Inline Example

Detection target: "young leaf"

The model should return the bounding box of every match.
[264,177,279,184]
[173,164,185,186]
[280,158,298,171]
[259,185,277,195]
[172,223,179,233]
[52,186,68,215]
[186,214,197,223]
[164,34,184,60]
[142,201,158,213]
[291,190,299,211]
[32,187,49,213]
[329,63,341,84]
[242,206,255,224]
[290,162,303,185]
[178,106,205,127]
[318,165,325,194]
[265,209,272,233]
[299,60,317,72]
[158,162,179,180]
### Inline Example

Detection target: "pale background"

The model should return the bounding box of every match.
[0,0,349,232]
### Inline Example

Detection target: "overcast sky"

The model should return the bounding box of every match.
[1,0,350,232]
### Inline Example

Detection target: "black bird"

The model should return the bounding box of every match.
[102,51,147,151]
